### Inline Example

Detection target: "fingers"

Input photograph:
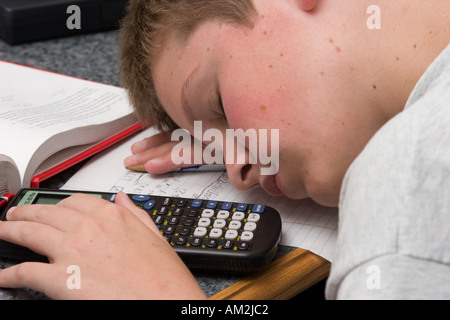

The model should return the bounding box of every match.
[5,204,81,231]
[0,262,55,294]
[124,139,180,173]
[124,131,209,174]
[0,219,61,259]
[114,192,161,235]
[130,131,173,154]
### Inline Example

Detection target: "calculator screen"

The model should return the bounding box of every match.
[33,194,69,205]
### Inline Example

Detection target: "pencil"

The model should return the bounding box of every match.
[126,164,227,173]
[126,164,147,172]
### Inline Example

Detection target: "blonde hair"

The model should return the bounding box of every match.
[119,0,258,131]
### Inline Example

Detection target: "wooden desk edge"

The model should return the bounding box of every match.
[209,248,331,300]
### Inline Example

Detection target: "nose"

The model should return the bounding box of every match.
[223,140,260,191]
[226,163,259,191]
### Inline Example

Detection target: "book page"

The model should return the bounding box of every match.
[63,128,339,261]
[0,61,134,187]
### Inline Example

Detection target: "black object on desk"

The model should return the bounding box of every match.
[0,0,128,44]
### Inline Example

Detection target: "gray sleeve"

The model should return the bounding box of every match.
[326,46,450,300]
[336,255,450,300]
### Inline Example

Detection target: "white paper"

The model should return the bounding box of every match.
[63,128,338,261]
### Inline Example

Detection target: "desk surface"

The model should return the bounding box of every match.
[0,33,330,300]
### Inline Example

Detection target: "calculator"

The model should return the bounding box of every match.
[0,188,282,272]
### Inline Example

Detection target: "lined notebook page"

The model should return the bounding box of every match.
[63,128,338,261]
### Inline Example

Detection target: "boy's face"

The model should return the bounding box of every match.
[151,1,377,206]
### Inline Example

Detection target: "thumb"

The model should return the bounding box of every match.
[114,192,161,234]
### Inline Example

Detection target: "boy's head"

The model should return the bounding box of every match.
[120,0,258,131]
[120,0,445,206]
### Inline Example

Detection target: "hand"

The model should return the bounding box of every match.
[124,131,205,174]
[0,193,206,300]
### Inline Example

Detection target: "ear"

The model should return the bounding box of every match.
[295,0,317,11]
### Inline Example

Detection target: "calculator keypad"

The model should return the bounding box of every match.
[134,197,266,252]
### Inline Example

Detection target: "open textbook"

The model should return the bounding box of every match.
[0,60,140,195]
[63,128,339,261]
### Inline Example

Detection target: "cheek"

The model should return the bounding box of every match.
[222,81,295,132]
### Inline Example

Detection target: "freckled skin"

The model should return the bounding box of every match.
[150,0,450,206]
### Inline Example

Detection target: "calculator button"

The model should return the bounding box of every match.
[174,236,187,246]
[232,211,245,221]
[206,201,218,209]
[252,204,265,214]
[240,231,254,242]
[109,194,117,202]
[236,203,248,211]
[144,200,155,210]
[163,226,175,235]
[193,227,207,237]
[191,199,202,208]
[221,202,233,210]
[213,219,226,229]
[244,222,257,232]
[207,239,218,248]
[228,221,241,230]
[223,240,234,249]
[187,209,199,217]
[183,218,195,226]
[178,227,191,236]
[247,213,261,222]
[168,217,179,225]
[225,229,238,240]
[154,216,164,225]
[158,207,169,215]
[175,199,187,207]
[162,198,172,206]
[132,195,150,202]
[198,218,211,227]
[190,238,202,247]
[238,242,250,251]
[201,209,215,218]
[216,210,230,219]
[172,208,183,216]
[209,228,223,239]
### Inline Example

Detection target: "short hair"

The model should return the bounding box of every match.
[119,0,258,131]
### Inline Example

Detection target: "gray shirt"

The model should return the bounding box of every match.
[326,44,450,299]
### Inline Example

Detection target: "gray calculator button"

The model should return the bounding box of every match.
[247,213,261,222]
[240,231,254,241]
[216,210,230,219]
[201,209,215,218]
[225,229,238,240]
[232,211,245,221]
[244,222,257,231]
[228,220,241,230]
[209,228,223,239]
[193,227,207,237]
[213,219,226,229]
[198,218,211,227]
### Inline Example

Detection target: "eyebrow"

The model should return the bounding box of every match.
[181,65,201,123]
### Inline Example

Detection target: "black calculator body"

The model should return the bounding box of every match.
[0,188,282,272]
